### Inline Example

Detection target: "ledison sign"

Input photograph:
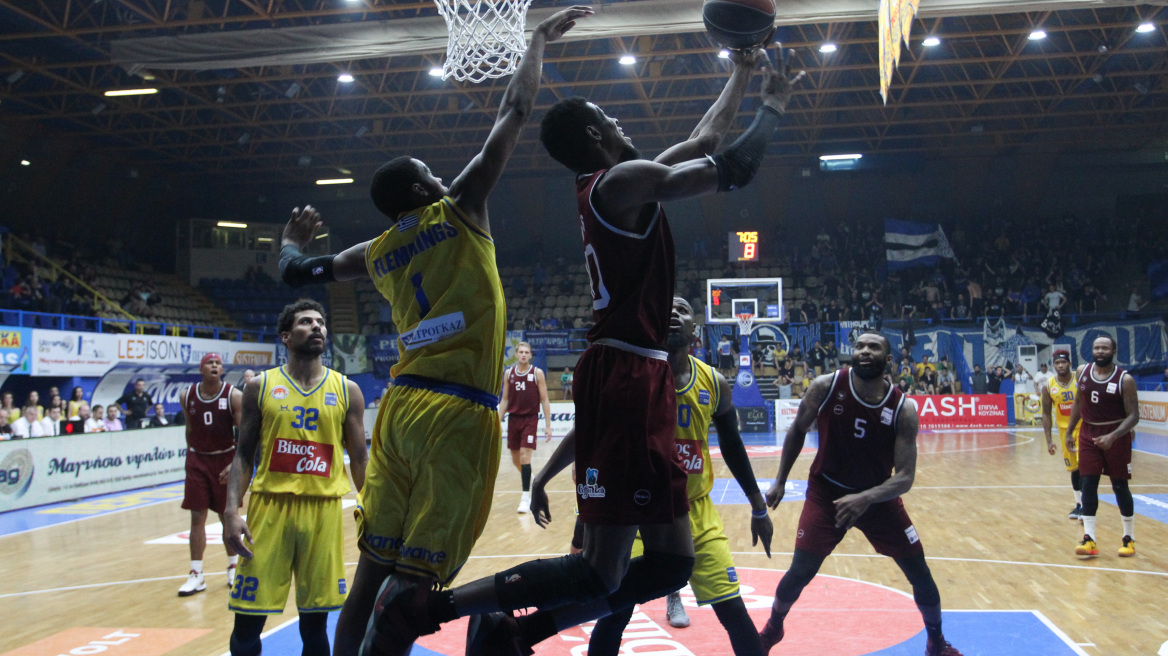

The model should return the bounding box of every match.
[30,329,274,376]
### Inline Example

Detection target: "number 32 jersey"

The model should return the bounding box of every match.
[251,367,351,498]
[364,196,505,397]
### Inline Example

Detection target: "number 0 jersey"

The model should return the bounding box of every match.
[675,356,721,501]
[251,367,351,498]
[1047,375,1081,437]
[364,196,505,398]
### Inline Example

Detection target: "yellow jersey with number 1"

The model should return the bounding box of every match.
[251,367,351,498]
[675,355,722,501]
[364,196,505,397]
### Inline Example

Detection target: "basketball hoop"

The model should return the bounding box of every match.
[432,0,534,83]
[736,312,755,338]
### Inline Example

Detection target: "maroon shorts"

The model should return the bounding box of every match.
[573,342,687,525]
[181,450,236,514]
[1078,422,1133,480]
[507,414,539,451]
[795,477,924,560]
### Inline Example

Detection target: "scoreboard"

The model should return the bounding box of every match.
[728,231,759,262]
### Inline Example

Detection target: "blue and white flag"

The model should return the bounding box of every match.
[884,219,957,271]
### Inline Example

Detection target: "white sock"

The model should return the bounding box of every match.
[1074,490,1082,505]
[227,555,239,566]
[1121,515,1134,540]
[1082,516,1096,541]
[191,560,204,575]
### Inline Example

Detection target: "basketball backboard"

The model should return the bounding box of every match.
[706,278,783,325]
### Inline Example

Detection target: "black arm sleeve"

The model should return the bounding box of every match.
[712,408,762,498]
[279,244,337,288]
[709,105,782,192]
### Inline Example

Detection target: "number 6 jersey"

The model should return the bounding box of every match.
[251,367,351,498]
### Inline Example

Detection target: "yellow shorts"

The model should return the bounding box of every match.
[356,383,501,585]
[229,493,347,615]
[632,494,739,606]
[1060,424,1081,472]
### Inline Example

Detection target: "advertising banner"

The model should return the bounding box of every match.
[908,394,1009,429]
[525,331,572,356]
[0,426,188,512]
[774,399,801,434]
[0,327,32,374]
[1138,390,1168,428]
[368,334,400,378]
[30,330,275,376]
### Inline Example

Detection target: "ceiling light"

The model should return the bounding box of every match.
[718,50,731,59]
[922,36,941,47]
[104,88,158,96]
[1136,22,1155,33]
[428,67,444,77]
[20,160,30,166]
[619,55,636,65]
[338,73,355,83]
[315,233,329,240]
[237,133,251,145]
[217,221,248,229]
[819,153,863,161]
[1028,29,1047,40]
[139,72,156,81]
[819,43,838,53]
[256,237,273,242]
[316,178,354,185]
[7,70,25,84]
[285,82,301,98]
[91,102,106,115]
[354,126,369,137]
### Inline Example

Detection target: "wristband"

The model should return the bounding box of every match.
[751,508,768,519]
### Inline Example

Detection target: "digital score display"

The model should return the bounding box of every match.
[729,231,759,262]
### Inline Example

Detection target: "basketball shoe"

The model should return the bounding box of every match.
[465,611,532,656]
[1067,504,1082,520]
[517,492,531,514]
[1075,535,1099,557]
[178,570,205,597]
[925,637,964,655]
[1118,536,1135,557]
[758,617,784,654]
[359,578,442,656]
[665,591,690,628]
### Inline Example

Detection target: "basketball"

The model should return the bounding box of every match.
[702,0,776,50]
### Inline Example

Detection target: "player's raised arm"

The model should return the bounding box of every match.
[711,371,772,556]
[595,55,804,220]
[279,204,372,287]
[448,6,593,226]
[654,48,761,166]
[768,372,832,509]
[342,379,368,492]
[223,381,263,558]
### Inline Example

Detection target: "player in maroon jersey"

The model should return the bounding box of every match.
[177,352,243,597]
[1065,335,1140,558]
[499,341,552,513]
[366,47,804,656]
[759,333,962,656]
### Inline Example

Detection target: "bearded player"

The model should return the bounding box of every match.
[499,341,552,513]
[1065,335,1139,558]
[1041,350,1083,520]
[587,296,773,656]
[177,353,243,597]
[761,333,962,656]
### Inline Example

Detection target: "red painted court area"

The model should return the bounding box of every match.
[413,568,922,656]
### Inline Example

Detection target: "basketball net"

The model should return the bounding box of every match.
[736,313,755,340]
[433,0,533,83]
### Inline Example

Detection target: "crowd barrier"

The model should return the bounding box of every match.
[0,426,187,512]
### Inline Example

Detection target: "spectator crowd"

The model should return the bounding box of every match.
[0,380,184,440]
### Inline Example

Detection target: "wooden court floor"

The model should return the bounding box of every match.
[1,428,1165,656]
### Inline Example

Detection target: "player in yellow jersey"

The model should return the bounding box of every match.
[272,8,594,656]
[1042,349,1084,520]
[222,300,368,656]
[537,297,774,656]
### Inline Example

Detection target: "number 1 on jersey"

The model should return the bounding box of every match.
[410,272,432,318]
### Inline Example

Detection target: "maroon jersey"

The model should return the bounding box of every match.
[810,367,907,491]
[505,364,542,416]
[577,170,675,348]
[185,381,236,453]
[1078,363,1128,424]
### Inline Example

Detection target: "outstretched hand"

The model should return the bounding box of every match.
[535,6,594,44]
[760,47,806,114]
[282,205,322,249]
